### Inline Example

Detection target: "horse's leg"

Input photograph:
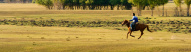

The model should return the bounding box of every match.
[127,28,134,38]
[138,30,144,39]
[129,31,134,38]
[130,33,135,37]
[126,32,130,39]
[129,30,135,37]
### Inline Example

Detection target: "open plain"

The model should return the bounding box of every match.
[0,3,190,52]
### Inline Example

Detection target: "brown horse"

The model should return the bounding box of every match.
[122,20,152,39]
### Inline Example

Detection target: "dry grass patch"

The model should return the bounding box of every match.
[0,25,190,52]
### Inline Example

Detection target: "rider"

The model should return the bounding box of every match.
[130,13,138,31]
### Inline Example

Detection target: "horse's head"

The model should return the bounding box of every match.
[122,20,130,26]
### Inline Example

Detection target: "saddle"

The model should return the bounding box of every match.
[131,23,139,31]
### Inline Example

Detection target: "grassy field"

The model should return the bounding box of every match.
[0,3,191,52]
[0,25,191,52]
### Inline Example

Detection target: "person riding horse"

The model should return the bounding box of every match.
[122,13,152,39]
[130,13,138,31]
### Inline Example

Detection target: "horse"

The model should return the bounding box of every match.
[122,20,152,39]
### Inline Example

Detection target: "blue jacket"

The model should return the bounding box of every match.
[130,16,138,23]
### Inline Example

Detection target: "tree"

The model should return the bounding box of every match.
[120,0,132,10]
[79,0,86,10]
[66,0,74,10]
[102,0,110,10]
[34,0,54,9]
[52,0,62,10]
[157,0,168,16]
[148,0,158,16]
[85,0,94,10]
[184,0,191,16]
[59,0,74,10]
[128,0,148,16]
[92,0,102,10]
[98,0,105,10]
[73,0,80,10]
[58,0,67,10]
[109,0,120,10]
[174,0,182,16]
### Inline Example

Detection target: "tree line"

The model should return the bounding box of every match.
[174,0,191,16]
[1,0,33,3]
[33,0,169,16]
[3,0,190,17]
[127,0,191,17]
[33,0,132,10]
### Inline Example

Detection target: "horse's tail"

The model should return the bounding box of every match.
[146,25,152,32]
